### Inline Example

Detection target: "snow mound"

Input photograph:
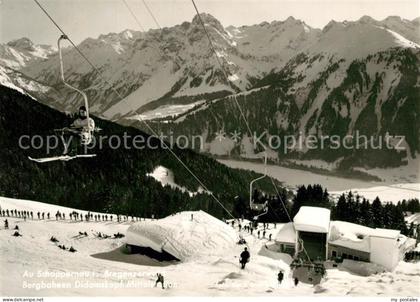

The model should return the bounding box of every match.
[126,211,237,261]
[341,259,386,276]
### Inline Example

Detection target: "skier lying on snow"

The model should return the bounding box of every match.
[64,106,95,155]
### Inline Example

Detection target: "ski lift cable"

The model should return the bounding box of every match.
[57,35,93,145]
[32,0,128,104]
[191,0,314,263]
[268,177,313,263]
[121,0,223,133]
[32,0,236,220]
[121,0,183,70]
[139,0,224,127]
[190,0,254,140]
[191,0,284,211]
[141,0,162,29]
[122,0,146,31]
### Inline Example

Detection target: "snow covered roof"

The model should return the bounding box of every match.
[293,206,331,233]
[126,210,237,261]
[329,221,372,253]
[328,221,403,253]
[372,228,400,239]
[275,222,296,244]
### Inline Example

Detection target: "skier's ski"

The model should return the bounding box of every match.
[28,154,96,163]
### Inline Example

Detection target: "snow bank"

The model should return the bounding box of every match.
[293,206,331,233]
[126,211,237,261]
[341,259,386,276]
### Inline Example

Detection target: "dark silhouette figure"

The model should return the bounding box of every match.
[155,273,165,289]
[278,271,284,284]
[294,278,299,286]
[239,247,250,269]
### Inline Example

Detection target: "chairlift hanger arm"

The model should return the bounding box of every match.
[57,35,90,123]
[249,152,268,207]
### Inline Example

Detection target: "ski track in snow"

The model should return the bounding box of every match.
[0,196,419,296]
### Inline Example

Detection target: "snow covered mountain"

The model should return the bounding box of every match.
[1,14,418,170]
[0,37,56,69]
[160,47,419,171]
[7,15,414,117]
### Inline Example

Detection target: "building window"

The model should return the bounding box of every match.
[342,253,347,259]
[332,251,337,258]
[354,256,359,261]
[348,255,354,260]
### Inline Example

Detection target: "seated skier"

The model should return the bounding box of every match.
[71,106,95,134]
[64,106,95,155]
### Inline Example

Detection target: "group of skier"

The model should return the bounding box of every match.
[228,219,274,241]
[3,219,22,237]
[0,206,145,224]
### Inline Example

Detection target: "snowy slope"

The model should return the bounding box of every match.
[0,65,54,100]
[1,196,420,296]
[331,183,420,204]
[146,166,207,197]
[133,100,205,121]
[0,38,56,69]
[309,19,419,61]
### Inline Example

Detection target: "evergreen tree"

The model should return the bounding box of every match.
[371,197,383,228]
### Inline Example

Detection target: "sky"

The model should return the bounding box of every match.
[1,0,419,45]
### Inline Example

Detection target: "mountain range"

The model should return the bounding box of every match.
[0,14,419,172]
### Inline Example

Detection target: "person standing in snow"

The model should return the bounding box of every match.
[239,247,250,269]
[294,277,299,286]
[277,270,284,284]
[4,219,8,229]
[154,273,165,289]
[257,230,260,239]
[269,234,272,241]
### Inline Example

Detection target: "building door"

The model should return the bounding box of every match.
[298,231,327,261]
